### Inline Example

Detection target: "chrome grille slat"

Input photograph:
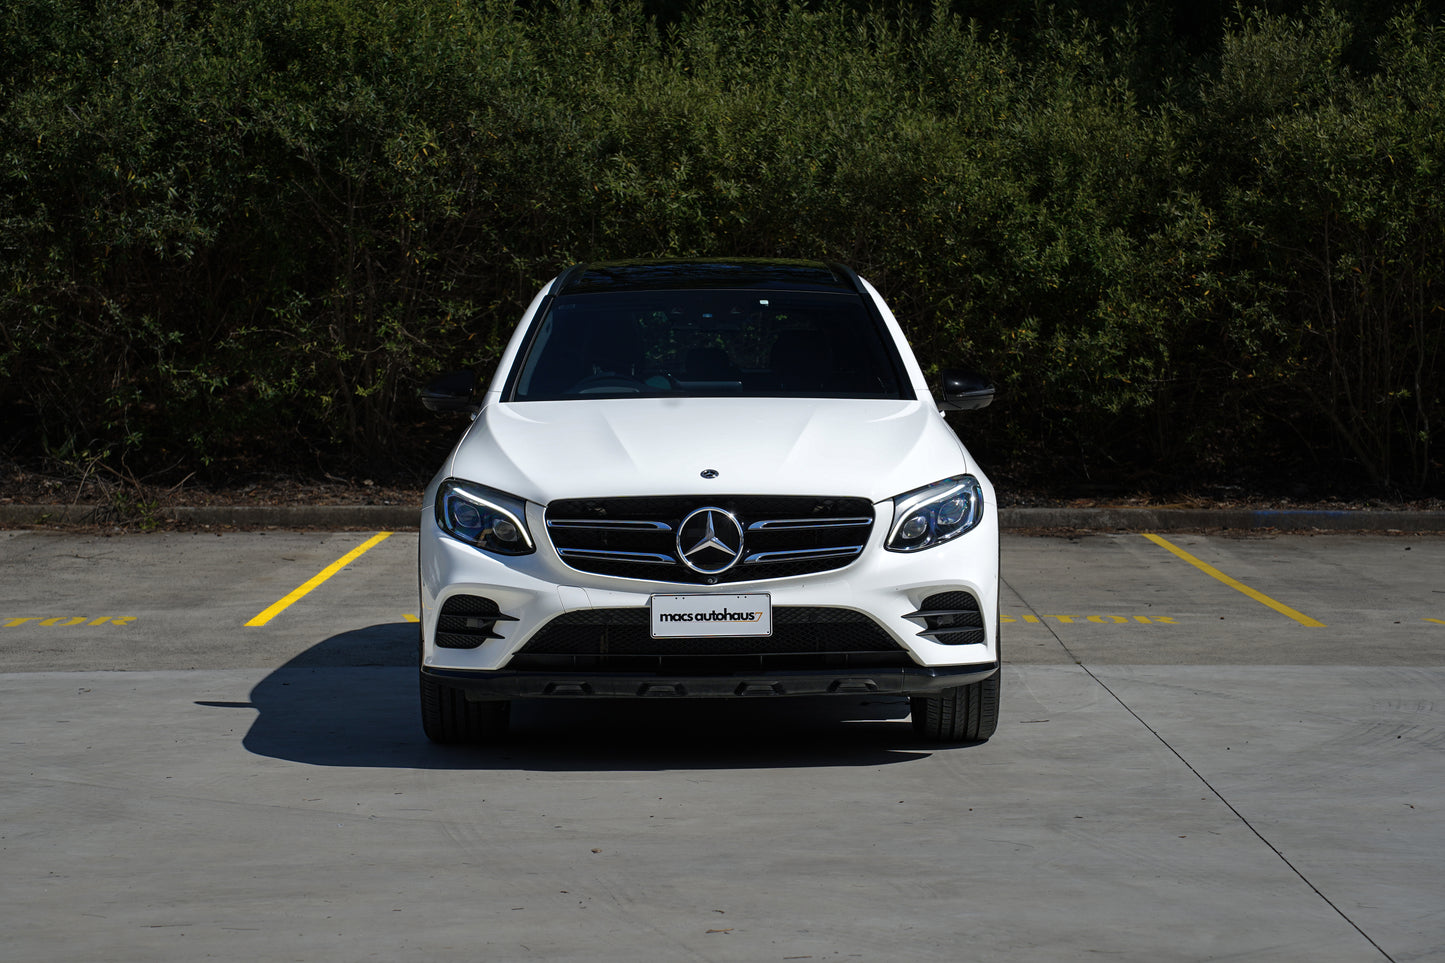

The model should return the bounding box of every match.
[548,518,673,532]
[743,546,864,564]
[746,516,873,531]
[557,548,676,565]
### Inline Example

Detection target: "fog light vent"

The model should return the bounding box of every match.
[437,595,518,649]
[906,591,985,645]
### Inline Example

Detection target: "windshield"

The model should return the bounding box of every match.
[508,288,912,401]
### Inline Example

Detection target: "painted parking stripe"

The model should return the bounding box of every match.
[1141,532,1325,628]
[1003,614,1179,624]
[245,532,393,627]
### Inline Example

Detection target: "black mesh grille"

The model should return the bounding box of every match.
[507,606,909,673]
[439,595,501,617]
[911,591,985,646]
[545,495,875,584]
[437,595,515,649]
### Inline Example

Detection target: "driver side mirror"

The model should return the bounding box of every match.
[938,367,995,411]
[421,369,480,414]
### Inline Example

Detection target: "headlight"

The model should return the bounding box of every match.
[435,479,535,555]
[886,475,984,552]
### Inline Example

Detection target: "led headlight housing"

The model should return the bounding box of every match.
[435,479,535,555]
[886,475,984,552]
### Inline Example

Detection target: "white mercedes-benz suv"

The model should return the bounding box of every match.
[419,259,1000,744]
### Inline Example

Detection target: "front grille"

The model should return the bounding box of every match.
[436,594,518,649]
[546,495,874,584]
[507,606,910,673]
[906,591,985,645]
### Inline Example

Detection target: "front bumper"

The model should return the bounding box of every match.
[420,489,1001,686]
[422,662,1000,700]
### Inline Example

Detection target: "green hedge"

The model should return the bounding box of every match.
[2,0,1442,493]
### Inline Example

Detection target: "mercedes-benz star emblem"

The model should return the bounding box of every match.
[676,507,744,575]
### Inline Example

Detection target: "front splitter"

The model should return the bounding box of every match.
[421,663,999,700]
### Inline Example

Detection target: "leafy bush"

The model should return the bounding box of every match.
[1,0,1441,493]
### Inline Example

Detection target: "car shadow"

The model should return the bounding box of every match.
[219,622,973,772]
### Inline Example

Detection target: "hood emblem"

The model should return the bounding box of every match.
[677,507,744,574]
[700,468,719,479]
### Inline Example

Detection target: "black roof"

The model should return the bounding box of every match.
[553,258,862,295]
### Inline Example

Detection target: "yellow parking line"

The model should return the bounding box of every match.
[245,532,393,627]
[1141,532,1325,627]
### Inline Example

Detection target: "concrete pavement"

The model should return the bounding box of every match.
[2,528,1442,961]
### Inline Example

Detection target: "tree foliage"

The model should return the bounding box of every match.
[2,0,1442,492]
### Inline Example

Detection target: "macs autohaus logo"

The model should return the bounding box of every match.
[655,607,765,624]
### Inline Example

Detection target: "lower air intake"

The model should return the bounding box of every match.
[908,591,985,645]
[436,595,518,649]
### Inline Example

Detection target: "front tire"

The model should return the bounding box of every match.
[910,670,1000,743]
[420,672,510,744]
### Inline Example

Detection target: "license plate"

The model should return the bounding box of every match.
[650,594,772,638]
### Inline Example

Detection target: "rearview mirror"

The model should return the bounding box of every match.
[421,370,480,414]
[938,368,995,411]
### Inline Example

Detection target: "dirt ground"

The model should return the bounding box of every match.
[4,454,1440,534]
[0,457,422,531]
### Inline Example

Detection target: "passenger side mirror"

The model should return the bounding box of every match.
[421,370,480,414]
[938,367,995,411]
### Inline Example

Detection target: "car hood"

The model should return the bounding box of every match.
[441,397,975,505]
